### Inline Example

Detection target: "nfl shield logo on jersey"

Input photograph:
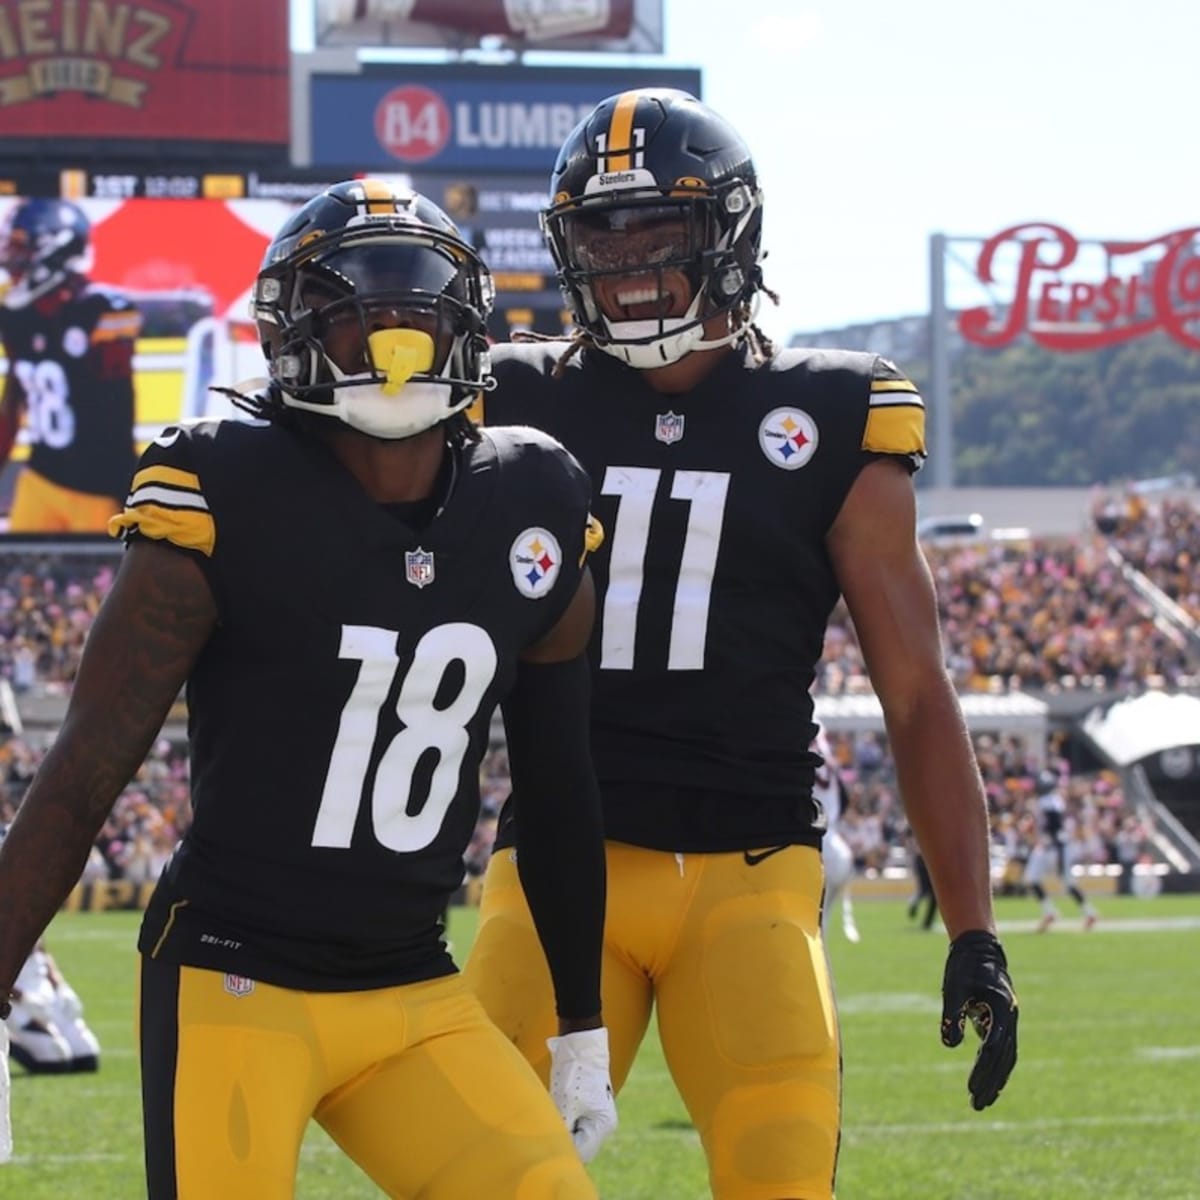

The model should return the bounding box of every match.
[223,973,254,998]
[655,411,685,444]
[405,547,435,588]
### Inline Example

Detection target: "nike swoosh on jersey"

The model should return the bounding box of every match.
[743,845,791,866]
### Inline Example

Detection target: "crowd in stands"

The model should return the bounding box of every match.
[3,494,1198,701]
[0,552,118,698]
[820,509,1200,696]
[819,727,1153,889]
[0,722,1151,896]
[1093,486,1200,627]
[0,491,1193,892]
[0,734,189,887]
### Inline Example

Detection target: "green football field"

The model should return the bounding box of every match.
[5,894,1199,1199]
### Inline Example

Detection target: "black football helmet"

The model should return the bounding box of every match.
[251,179,495,440]
[1,198,91,309]
[541,88,764,367]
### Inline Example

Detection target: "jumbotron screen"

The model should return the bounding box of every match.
[0,167,568,539]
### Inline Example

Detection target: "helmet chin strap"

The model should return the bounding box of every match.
[279,328,471,440]
[690,289,761,352]
[596,290,759,369]
[281,378,471,440]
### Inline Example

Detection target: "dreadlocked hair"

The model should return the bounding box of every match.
[511,327,591,380]
[739,282,780,366]
[208,383,291,422]
[446,408,482,447]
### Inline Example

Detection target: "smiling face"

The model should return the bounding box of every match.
[561,202,698,323]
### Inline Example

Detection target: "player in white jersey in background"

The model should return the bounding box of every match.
[0,823,101,1074]
[813,727,860,943]
[1024,769,1099,932]
[6,939,101,1073]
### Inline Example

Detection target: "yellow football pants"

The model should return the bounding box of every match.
[8,467,121,533]
[465,841,841,1200]
[137,958,596,1199]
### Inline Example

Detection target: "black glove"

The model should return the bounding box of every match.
[941,930,1018,1111]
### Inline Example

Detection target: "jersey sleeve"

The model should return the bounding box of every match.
[107,426,215,556]
[581,511,604,566]
[512,429,600,643]
[552,439,602,577]
[89,294,143,346]
[861,356,927,472]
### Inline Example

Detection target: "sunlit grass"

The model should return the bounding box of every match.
[6,894,1199,1197]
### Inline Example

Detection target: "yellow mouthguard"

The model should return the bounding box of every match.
[368,328,436,395]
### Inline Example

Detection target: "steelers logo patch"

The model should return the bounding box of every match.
[758,407,819,470]
[62,326,88,358]
[510,527,562,599]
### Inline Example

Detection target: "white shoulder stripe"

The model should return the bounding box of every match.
[126,485,210,511]
[869,392,925,409]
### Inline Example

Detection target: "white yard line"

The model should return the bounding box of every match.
[842,1111,1197,1138]
[996,915,1200,934]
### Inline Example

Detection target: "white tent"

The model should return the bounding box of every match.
[815,691,1050,762]
[1080,691,1200,767]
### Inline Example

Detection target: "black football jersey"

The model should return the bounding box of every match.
[0,285,140,499]
[109,418,593,990]
[1037,792,1068,841]
[482,342,925,851]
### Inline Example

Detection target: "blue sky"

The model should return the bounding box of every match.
[293,0,1197,343]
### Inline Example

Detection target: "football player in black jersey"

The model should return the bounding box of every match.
[464,89,1019,1198]
[0,180,616,1198]
[0,198,141,532]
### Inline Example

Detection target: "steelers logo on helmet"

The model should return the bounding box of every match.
[509,527,562,599]
[758,407,819,470]
[541,88,764,369]
[250,178,495,440]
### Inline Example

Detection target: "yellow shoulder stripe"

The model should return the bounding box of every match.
[580,513,605,566]
[131,464,201,493]
[91,312,143,342]
[862,402,927,457]
[108,506,216,557]
[870,378,919,394]
[464,393,485,425]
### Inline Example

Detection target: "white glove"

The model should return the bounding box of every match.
[546,1027,618,1163]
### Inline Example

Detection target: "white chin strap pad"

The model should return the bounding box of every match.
[599,318,704,368]
[597,318,745,369]
[281,378,468,440]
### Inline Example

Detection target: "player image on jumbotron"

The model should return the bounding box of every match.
[0,192,294,537]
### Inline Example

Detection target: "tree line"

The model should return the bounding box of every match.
[917,334,1200,486]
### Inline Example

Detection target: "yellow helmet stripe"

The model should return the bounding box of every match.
[604,92,640,171]
[359,178,396,214]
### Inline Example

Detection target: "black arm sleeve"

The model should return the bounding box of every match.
[501,653,605,1020]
